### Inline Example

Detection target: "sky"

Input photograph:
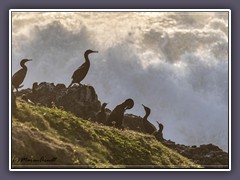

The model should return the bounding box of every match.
[11,11,229,151]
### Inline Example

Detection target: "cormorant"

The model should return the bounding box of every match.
[68,49,98,88]
[153,121,164,141]
[106,98,134,129]
[96,102,108,124]
[142,104,157,134]
[12,59,32,92]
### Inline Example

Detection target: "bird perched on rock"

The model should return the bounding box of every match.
[12,59,32,92]
[142,104,157,134]
[96,102,108,124]
[106,98,134,129]
[68,49,98,88]
[153,121,164,142]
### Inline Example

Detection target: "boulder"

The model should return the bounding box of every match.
[17,82,101,120]
[123,114,143,132]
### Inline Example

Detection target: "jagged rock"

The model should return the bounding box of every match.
[162,140,229,168]
[16,82,101,120]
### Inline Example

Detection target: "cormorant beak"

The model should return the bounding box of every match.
[142,104,146,108]
[92,51,98,53]
[27,59,32,61]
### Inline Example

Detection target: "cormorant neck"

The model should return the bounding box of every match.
[84,53,90,63]
[101,105,105,112]
[159,125,164,132]
[119,103,127,111]
[20,62,27,69]
[143,111,150,120]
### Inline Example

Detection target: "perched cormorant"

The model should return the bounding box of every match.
[68,49,98,88]
[153,121,164,141]
[106,98,134,129]
[142,104,157,134]
[12,59,32,92]
[96,102,108,124]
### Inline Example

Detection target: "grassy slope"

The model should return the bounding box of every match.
[12,99,201,169]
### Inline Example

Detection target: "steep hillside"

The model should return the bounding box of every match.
[12,99,201,169]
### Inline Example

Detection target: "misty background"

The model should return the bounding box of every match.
[11,11,229,151]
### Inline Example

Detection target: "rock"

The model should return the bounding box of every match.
[123,114,143,132]
[162,139,229,168]
[17,82,101,120]
[123,113,158,134]
[122,113,229,168]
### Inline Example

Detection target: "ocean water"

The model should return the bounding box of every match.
[11,11,229,151]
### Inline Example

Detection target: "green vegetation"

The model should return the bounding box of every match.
[12,99,201,169]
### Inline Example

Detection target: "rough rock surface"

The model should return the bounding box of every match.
[123,114,144,132]
[16,82,101,120]
[162,140,229,168]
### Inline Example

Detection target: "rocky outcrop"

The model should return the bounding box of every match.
[123,114,144,132]
[14,82,228,169]
[162,140,229,168]
[123,115,228,168]
[16,82,101,120]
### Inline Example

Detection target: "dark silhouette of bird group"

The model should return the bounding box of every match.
[12,49,164,141]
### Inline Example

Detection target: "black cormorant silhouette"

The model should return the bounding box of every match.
[106,98,134,129]
[153,121,164,141]
[12,59,32,92]
[68,49,98,88]
[96,102,108,124]
[142,104,157,134]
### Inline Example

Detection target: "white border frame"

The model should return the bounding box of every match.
[9,9,231,171]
